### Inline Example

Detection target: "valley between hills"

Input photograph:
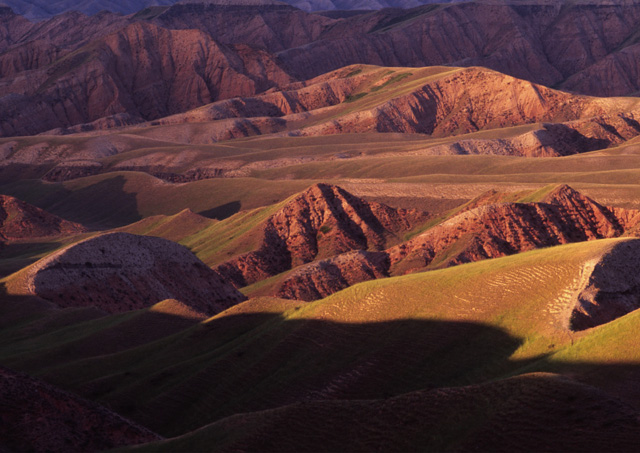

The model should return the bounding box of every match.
[4,1,640,452]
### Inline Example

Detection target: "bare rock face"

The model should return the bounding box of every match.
[247,185,640,302]
[152,1,335,53]
[0,194,86,239]
[299,68,637,141]
[562,44,640,97]
[278,1,640,98]
[0,21,294,136]
[0,366,160,453]
[388,185,628,275]
[26,232,246,315]
[216,183,426,287]
[276,250,389,301]
[570,240,640,331]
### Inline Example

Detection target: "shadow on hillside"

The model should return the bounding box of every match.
[199,201,241,220]
[2,306,640,441]
[0,241,61,278]
[51,175,142,228]
[0,163,52,183]
[0,174,142,229]
[0,281,206,371]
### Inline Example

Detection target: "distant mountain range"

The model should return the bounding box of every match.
[3,0,640,136]
[0,0,456,19]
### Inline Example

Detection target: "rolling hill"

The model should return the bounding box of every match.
[4,1,640,451]
[3,64,640,185]
[4,238,640,444]
[15,232,246,314]
[0,366,159,452]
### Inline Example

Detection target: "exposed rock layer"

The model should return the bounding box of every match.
[570,240,640,331]
[215,183,427,287]
[219,184,640,303]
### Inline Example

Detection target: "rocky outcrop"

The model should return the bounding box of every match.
[241,185,640,302]
[0,366,160,452]
[216,183,427,287]
[276,250,389,301]
[387,185,629,275]
[0,194,86,239]
[26,232,246,315]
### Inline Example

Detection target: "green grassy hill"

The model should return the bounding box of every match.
[3,238,640,441]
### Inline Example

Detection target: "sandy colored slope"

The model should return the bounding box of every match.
[4,64,640,185]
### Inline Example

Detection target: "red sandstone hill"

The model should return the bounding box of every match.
[106,65,640,158]
[215,183,427,287]
[277,2,640,97]
[0,194,86,240]
[386,185,639,276]
[4,2,640,136]
[23,232,246,315]
[0,366,160,452]
[0,20,293,136]
[220,184,640,302]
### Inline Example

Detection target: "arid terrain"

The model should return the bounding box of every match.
[4,1,640,452]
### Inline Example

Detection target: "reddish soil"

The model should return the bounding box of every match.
[223,184,640,301]
[0,194,86,240]
[216,183,427,287]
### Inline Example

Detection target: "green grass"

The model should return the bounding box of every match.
[516,184,561,203]
[0,238,632,438]
[370,73,413,92]
[343,92,368,103]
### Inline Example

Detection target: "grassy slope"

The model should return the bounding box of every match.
[2,238,639,437]
[129,373,640,453]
